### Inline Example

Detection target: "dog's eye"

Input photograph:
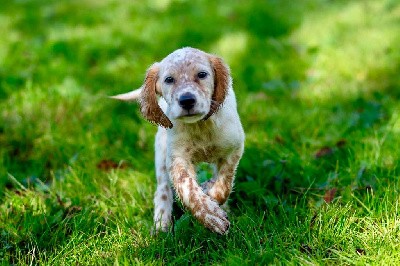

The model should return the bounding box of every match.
[164,76,175,84]
[197,72,208,79]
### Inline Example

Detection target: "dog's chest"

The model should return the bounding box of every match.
[169,117,242,163]
[189,143,225,163]
[177,129,234,163]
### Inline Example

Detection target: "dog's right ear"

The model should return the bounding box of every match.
[140,63,173,129]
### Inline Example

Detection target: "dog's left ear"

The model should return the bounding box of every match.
[204,55,230,120]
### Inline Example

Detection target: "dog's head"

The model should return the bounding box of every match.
[140,47,230,128]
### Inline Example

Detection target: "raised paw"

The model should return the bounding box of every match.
[194,196,230,234]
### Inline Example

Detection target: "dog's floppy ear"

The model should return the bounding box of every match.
[204,55,230,120]
[140,63,173,129]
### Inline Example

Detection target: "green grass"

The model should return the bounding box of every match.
[1,0,400,264]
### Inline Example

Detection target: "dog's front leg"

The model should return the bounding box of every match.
[207,147,244,205]
[153,128,173,233]
[169,157,230,234]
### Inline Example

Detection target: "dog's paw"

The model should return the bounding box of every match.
[151,224,171,236]
[152,216,172,235]
[194,197,230,235]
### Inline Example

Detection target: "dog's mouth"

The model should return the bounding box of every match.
[177,113,202,118]
[176,112,204,123]
[177,109,204,117]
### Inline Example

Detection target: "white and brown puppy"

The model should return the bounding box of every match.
[112,47,244,234]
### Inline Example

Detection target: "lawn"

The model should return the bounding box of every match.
[1,0,400,264]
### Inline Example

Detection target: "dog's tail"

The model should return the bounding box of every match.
[110,87,142,101]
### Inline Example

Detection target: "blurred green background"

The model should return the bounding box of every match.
[1,0,400,264]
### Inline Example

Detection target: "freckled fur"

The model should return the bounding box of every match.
[112,47,245,235]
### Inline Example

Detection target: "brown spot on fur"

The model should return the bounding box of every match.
[161,194,168,201]
[200,195,211,213]
[177,170,189,183]
[189,178,194,192]
[185,184,207,219]
[213,190,229,205]
[233,154,241,162]
[209,176,233,205]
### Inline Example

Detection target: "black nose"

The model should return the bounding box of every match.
[178,92,196,111]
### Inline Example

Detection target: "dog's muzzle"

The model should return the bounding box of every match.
[178,92,196,111]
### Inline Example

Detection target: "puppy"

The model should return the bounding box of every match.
[112,47,244,234]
